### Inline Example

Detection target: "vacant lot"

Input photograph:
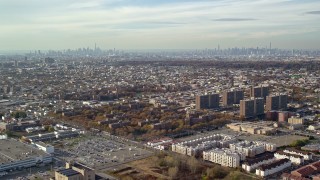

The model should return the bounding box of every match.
[267,135,308,147]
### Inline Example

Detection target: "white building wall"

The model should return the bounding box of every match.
[255,161,291,177]
[283,149,312,160]
[242,158,275,172]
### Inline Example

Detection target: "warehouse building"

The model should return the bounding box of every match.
[0,139,52,173]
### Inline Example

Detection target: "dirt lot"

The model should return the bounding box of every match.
[267,135,308,147]
[107,157,170,180]
[128,157,170,179]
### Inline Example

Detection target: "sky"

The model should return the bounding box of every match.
[0,0,320,51]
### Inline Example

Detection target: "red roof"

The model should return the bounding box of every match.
[311,161,320,171]
[293,166,316,177]
[281,173,309,180]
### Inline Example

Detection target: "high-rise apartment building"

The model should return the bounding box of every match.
[266,94,287,111]
[250,86,269,99]
[196,95,209,110]
[222,90,244,106]
[223,91,235,106]
[250,87,262,98]
[254,98,264,115]
[266,95,280,111]
[240,98,265,118]
[208,93,220,109]
[279,94,288,110]
[240,99,255,118]
[234,90,244,104]
[196,94,219,110]
[261,86,269,99]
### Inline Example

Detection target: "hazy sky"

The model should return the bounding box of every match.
[0,0,320,50]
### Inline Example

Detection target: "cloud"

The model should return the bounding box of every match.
[305,10,320,14]
[0,0,320,50]
[213,18,257,22]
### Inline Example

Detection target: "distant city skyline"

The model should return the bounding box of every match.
[0,0,320,51]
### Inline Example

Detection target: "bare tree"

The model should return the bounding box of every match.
[168,166,179,179]
[187,156,200,174]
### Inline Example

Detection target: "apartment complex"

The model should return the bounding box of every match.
[274,151,304,165]
[286,161,320,179]
[254,98,265,115]
[195,93,219,110]
[203,148,246,168]
[222,90,244,106]
[250,86,269,99]
[171,134,236,156]
[240,99,255,118]
[240,98,264,118]
[256,159,291,177]
[283,148,312,160]
[229,141,276,157]
[266,94,288,111]
[242,153,275,172]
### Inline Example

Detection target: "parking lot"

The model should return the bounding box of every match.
[55,137,153,170]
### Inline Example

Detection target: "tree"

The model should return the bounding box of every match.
[150,156,159,167]
[12,111,27,119]
[290,139,309,147]
[164,156,175,167]
[187,156,200,174]
[206,166,229,179]
[48,126,55,132]
[168,166,179,179]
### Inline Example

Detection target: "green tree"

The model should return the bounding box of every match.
[290,139,309,147]
[12,111,27,118]
[48,126,55,132]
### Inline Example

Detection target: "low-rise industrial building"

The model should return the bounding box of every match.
[0,139,52,173]
[33,141,55,154]
[55,169,82,180]
[227,121,276,135]
[23,130,81,143]
[55,162,95,180]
